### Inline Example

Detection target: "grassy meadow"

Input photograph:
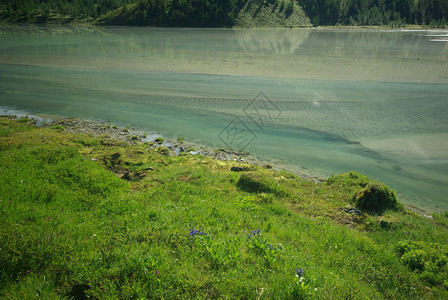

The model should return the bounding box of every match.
[1,116,447,299]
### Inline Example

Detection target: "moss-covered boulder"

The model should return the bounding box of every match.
[353,182,403,215]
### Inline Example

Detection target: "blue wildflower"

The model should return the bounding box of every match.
[268,245,274,250]
[249,228,261,236]
[296,268,303,278]
[190,228,205,236]
[248,229,260,239]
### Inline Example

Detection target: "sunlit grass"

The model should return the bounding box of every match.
[1,117,447,298]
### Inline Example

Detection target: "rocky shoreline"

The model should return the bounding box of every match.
[1,111,293,175]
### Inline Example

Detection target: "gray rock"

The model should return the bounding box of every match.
[341,205,364,216]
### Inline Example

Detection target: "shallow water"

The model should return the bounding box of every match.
[1,25,447,212]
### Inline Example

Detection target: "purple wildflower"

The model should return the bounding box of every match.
[155,270,159,275]
[189,228,205,236]
[248,228,261,238]
[296,268,303,278]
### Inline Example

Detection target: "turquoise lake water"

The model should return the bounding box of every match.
[1,25,447,212]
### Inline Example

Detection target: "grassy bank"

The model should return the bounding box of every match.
[1,116,448,299]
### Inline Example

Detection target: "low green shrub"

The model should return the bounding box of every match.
[396,240,448,287]
[353,182,403,215]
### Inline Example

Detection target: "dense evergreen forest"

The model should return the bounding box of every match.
[0,0,447,27]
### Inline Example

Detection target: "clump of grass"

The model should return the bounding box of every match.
[177,136,184,143]
[75,137,99,147]
[326,170,370,189]
[131,135,138,141]
[112,125,118,129]
[50,125,65,131]
[237,172,287,196]
[156,146,169,156]
[17,117,29,123]
[155,137,164,144]
[187,147,195,152]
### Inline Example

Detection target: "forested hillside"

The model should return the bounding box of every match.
[0,0,135,23]
[95,0,310,27]
[0,0,447,27]
[300,0,448,27]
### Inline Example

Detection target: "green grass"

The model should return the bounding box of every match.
[1,117,447,299]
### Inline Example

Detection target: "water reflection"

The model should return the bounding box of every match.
[1,26,447,82]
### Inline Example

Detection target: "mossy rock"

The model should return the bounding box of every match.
[237,172,286,196]
[353,182,403,215]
